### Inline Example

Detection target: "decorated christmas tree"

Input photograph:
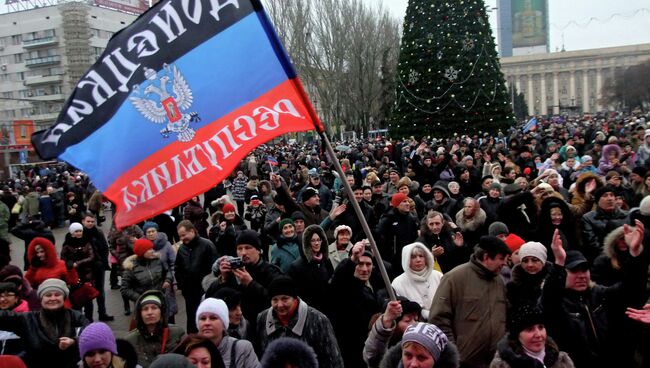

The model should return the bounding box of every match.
[389,0,515,138]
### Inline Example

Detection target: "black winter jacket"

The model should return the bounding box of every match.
[174,235,217,295]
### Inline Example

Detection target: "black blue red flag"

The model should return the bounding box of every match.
[31,0,323,228]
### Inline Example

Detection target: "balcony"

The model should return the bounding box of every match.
[22,36,58,49]
[30,94,65,102]
[24,74,64,86]
[25,55,61,67]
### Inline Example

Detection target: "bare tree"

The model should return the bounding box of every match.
[601,60,650,113]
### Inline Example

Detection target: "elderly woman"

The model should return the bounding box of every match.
[391,242,443,320]
[490,305,574,368]
[78,322,126,368]
[121,239,173,304]
[0,278,89,367]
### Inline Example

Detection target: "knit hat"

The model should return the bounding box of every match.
[268,276,299,299]
[401,322,449,362]
[503,183,522,196]
[222,203,236,214]
[0,282,18,294]
[593,185,616,203]
[478,236,511,255]
[291,211,306,222]
[0,265,24,286]
[79,322,117,358]
[37,278,69,299]
[504,234,526,253]
[508,304,545,337]
[279,218,295,231]
[391,193,409,207]
[68,222,83,234]
[640,196,650,216]
[236,229,262,251]
[133,238,154,258]
[139,294,162,308]
[212,287,242,310]
[195,298,229,330]
[334,225,352,238]
[301,187,319,202]
[519,242,548,263]
[488,222,509,237]
[581,155,593,163]
[142,221,159,232]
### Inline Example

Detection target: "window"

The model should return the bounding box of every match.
[44,29,55,37]
[14,53,22,63]
[11,35,21,45]
[2,92,12,99]
[20,125,27,138]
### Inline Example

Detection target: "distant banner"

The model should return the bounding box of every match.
[94,0,149,14]
[512,0,548,48]
[31,0,322,228]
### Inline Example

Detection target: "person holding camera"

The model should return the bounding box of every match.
[206,230,283,324]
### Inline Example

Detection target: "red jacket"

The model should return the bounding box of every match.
[24,237,76,289]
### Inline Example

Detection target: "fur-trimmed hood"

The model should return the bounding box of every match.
[455,207,487,232]
[27,237,59,268]
[574,172,603,194]
[603,225,625,270]
[379,339,460,368]
[133,289,169,337]
[301,225,328,261]
[492,334,573,368]
[122,253,160,271]
[601,144,622,161]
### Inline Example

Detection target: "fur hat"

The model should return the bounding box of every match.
[401,322,449,362]
[260,337,318,368]
[195,298,229,330]
[391,193,409,207]
[519,242,548,263]
[334,225,352,238]
[78,322,117,358]
[397,177,412,190]
[508,304,545,337]
[268,276,299,299]
[236,230,261,251]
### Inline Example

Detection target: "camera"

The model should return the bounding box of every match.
[228,256,245,269]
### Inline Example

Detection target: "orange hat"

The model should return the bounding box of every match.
[133,239,154,257]
[391,193,409,207]
[504,234,525,253]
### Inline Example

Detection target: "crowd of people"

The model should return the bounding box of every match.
[0,112,650,367]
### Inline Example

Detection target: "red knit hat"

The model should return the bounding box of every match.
[504,234,526,253]
[133,239,154,257]
[222,203,236,214]
[391,193,409,207]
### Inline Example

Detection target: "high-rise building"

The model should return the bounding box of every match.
[497,0,549,57]
[0,2,138,174]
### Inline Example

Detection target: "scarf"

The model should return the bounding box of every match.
[523,346,546,365]
[39,308,73,342]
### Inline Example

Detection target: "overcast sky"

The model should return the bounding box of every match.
[377,0,650,53]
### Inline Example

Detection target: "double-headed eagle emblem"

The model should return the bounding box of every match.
[130,63,201,142]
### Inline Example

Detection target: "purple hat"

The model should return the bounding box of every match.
[78,322,117,358]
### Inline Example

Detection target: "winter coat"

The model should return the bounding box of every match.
[375,208,419,273]
[287,225,333,314]
[327,240,353,271]
[210,215,247,257]
[542,255,649,368]
[378,339,460,368]
[0,300,29,358]
[591,225,627,287]
[489,335,574,368]
[416,230,471,273]
[205,258,283,323]
[0,308,89,368]
[329,258,382,368]
[24,237,76,289]
[257,299,344,368]
[60,234,95,283]
[581,207,628,262]
[232,176,248,202]
[217,335,260,368]
[174,235,217,297]
[455,207,488,247]
[83,226,110,271]
[429,256,507,368]
[270,235,301,273]
[151,232,176,277]
[597,144,623,175]
[124,290,185,368]
[245,204,268,232]
[120,254,172,302]
[506,263,551,309]
[498,191,538,241]
[391,243,443,320]
[534,197,580,260]
[183,200,208,238]
[273,183,329,227]
[570,172,601,210]
[107,229,134,272]
[478,195,503,227]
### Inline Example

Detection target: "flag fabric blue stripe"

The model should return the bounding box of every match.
[523,118,537,133]
[60,13,289,191]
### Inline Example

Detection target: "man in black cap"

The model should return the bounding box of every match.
[270,174,328,228]
[208,229,282,323]
[256,276,344,368]
[543,223,648,368]
[582,185,629,261]
[429,235,511,367]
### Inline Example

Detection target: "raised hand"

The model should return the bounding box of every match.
[551,229,566,266]
[624,219,645,257]
[626,304,650,324]
[382,300,403,329]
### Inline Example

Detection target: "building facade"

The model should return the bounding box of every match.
[500,43,650,116]
[0,2,136,174]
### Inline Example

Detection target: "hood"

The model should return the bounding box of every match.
[152,232,169,251]
[122,254,138,271]
[301,225,328,261]
[603,225,626,270]
[133,289,168,336]
[575,171,603,194]
[401,242,434,273]
[27,237,59,268]
[601,144,622,160]
[432,182,450,199]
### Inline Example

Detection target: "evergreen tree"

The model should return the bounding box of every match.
[390,0,515,138]
[508,85,529,121]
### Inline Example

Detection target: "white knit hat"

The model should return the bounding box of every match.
[519,242,547,263]
[68,222,83,234]
[195,298,229,330]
